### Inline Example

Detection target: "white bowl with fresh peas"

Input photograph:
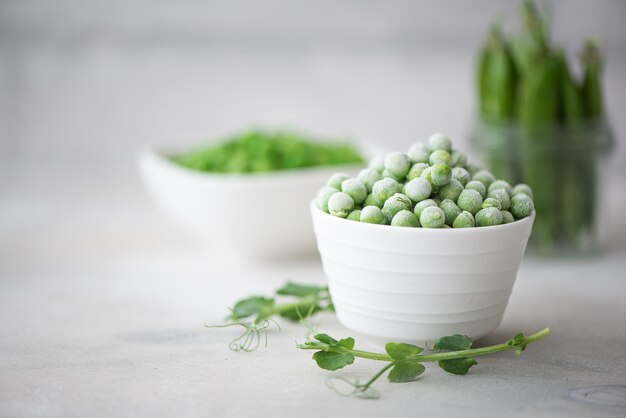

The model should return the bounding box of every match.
[311,133,535,344]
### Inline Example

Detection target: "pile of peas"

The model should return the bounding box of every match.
[315,133,535,228]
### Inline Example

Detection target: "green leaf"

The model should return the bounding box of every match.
[433,334,473,351]
[385,342,424,360]
[312,351,355,371]
[388,361,426,383]
[230,296,274,320]
[507,333,525,346]
[276,282,326,297]
[336,337,355,350]
[438,357,478,375]
[314,334,338,346]
[279,303,321,321]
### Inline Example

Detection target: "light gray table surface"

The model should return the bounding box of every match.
[1,165,626,417]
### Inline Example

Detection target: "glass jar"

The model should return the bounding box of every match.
[470,117,614,256]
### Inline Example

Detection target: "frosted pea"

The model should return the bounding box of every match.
[488,180,513,197]
[384,152,411,179]
[488,188,511,210]
[429,150,453,166]
[406,162,430,181]
[419,206,446,228]
[347,209,362,222]
[452,167,470,186]
[465,180,487,199]
[360,205,386,224]
[431,163,452,187]
[451,150,467,167]
[315,187,339,213]
[341,178,367,205]
[512,183,534,200]
[501,210,515,224]
[327,172,350,190]
[372,177,402,203]
[407,143,431,164]
[363,193,382,208]
[382,168,404,182]
[510,194,534,219]
[457,189,483,215]
[466,164,482,176]
[453,211,475,228]
[438,178,463,202]
[414,199,438,218]
[482,197,502,210]
[382,193,412,221]
[368,156,385,173]
[404,177,432,203]
[391,210,419,227]
[472,170,496,188]
[475,207,503,227]
[328,192,354,218]
[420,166,435,186]
[428,133,452,151]
[357,168,382,193]
[439,199,461,226]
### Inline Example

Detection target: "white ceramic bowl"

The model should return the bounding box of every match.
[311,202,534,344]
[138,148,362,258]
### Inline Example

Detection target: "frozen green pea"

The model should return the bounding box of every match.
[510,194,534,219]
[439,199,461,226]
[452,167,470,186]
[382,168,405,182]
[360,206,386,224]
[475,207,503,227]
[341,178,367,205]
[429,150,453,166]
[512,183,534,200]
[368,156,385,173]
[453,211,475,228]
[428,133,452,151]
[406,162,430,181]
[451,150,467,167]
[419,206,446,228]
[482,197,502,210]
[438,178,463,202]
[420,166,435,187]
[488,188,511,210]
[315,187,339,213]
[457,189,483,215]
[501,210,515,224]
[347,209,361,221]
[382,193,412,221]
[327,172,350,190]
[414,198,438,218]
[488,180,513,197]
[357,168,382,193]
[372,177,402,203]
[363,193,382,208]
[472,170,496,188]
[407,143,430,164]
[328,192,354,218]
[391,210,419,227]
[404,177,432,203]
[384,152,411,179]
[431,163,452,187]
[465,180,487,199]
[466,164,482,176]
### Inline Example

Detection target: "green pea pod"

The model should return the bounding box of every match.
[511,0,549,76]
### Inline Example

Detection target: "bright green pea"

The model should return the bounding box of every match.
[328,192,354,218]
[372,177,402,203]
[438,178,463,202]
[475,207,503,227]
[428,133,452,151]
[363,193,382,208]
[384,152,411,179]
[382,193,412,221]
[429,150,453,166]
[407,143,430,164]
[419,206,446,228]
[406,162,430,181]
[501,210,515,224]
[341,178,367,205]
[391,210,419,227]
[327,172,350,190]
[451,150,467,167]
[457,189,483,215]
[472,170,496,188]
[357,168,382,193]
[404,177,432,203]
[414,198,438,218]
[482,197,502,210]
[315,187,339,213]
[360,206,386,224]
[439,199,461,226]
[510,194,534,219]
[347,209,362,221]
[453,211,475,228]
[512,183,534,200]
[488,180,513,197]
[368,156,385,173]
[488,188,511,210]
[452,167,470,186]
[465,180,487,199]
[431,163,452,187]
